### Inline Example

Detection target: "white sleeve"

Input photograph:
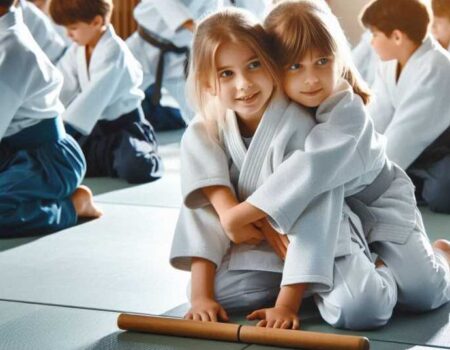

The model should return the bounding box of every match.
[56,46,80,108]
[247,100,371,234]
[383,64,450,169]
[368,64,395,134]
[153,0,193,33]
[0,82,21,141]
[61,54,122,135]
[180,116,233,208]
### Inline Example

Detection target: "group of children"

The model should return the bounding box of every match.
[169,0,450,331]
[1,0,164,236]
[1,0,450,332]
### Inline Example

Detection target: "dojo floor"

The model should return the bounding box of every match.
[1,129,449,350]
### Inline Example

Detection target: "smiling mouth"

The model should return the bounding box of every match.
[236,91,259,102]
[301,89,323,96]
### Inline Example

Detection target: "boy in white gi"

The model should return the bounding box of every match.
[17,0,66,63]
[170,8,400,330]
[0,0,101,237]
[432,0,450,51]
[362,0,450,213]
[49,0,163,184]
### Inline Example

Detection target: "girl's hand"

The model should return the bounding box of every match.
[184,298,229,322]
[246,305,300,330]
[220,211,264,245]
[257,220,290,261]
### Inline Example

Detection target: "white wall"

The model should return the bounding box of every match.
[328,0,372,46]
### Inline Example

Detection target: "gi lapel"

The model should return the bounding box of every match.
[223,93,289,201]
[77,46,89,90]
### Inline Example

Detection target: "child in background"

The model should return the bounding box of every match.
[432,0,450,51]
[49,0,163,184]
[17,0,66,63]
[0,0,101,237]
[170,7,398,331]
[363,0,450,213]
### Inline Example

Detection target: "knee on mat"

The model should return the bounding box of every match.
[115,152,163,184]
[397,283,445,312]
[322,292,393,330]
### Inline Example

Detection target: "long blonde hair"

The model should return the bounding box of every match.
[264,0,371,105]
[187,8,280,129]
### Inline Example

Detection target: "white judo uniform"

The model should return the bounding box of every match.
[170,93,398,330]
[58,25,144,135]
[352,30,379,87]
[246,81,450,312]
[369,36,450,170]
[0,7,85,236]
[18,0,66,64]
[57,25,162,183]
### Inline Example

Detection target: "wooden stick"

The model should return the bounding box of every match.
[240,324,370,350]
[117,314,239,342]
[118,313,370,350]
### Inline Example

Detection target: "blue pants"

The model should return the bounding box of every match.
[69,107,163,184]
[141,84,186,131]
[0,119,85,237]
[409,155,450,213]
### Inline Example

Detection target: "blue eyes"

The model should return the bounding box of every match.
[287,57,330,71]
[248,60,261,69]
[317,57,329,65]
[218,60,261,79]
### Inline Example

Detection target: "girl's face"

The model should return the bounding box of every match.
[214,41,274,122]
[283,49,338,108]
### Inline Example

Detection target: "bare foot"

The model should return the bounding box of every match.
[71,185,103,218]
[433,239,450,264]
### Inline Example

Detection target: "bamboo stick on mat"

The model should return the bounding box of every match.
[118,313,370,350]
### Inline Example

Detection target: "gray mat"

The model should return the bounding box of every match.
[0,204,189,315]
[0,301,245,350]
[95,173,182,208]
[420,207,450,242]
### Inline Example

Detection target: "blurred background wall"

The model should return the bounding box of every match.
[110,0,373,46]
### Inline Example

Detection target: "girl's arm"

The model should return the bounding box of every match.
[247,283,308,329]
[202,186,264,246]
[184,257,229,322]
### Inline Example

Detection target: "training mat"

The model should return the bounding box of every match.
[0,301,247,350]
[95,172,182,208]
[221,298,450,350]
[82,177,135,196]
[419,207,450,241]
[0,204,189,315]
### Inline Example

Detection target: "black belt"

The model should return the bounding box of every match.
[138,26,189,106]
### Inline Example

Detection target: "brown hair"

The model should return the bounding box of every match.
[0,0,15,7]
[264,0,371,104]
[361,0,431,45]
[49,0,113,25]
[187,7,280,122]
[432,0,450,19]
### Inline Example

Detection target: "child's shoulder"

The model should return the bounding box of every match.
[284,101,316,131]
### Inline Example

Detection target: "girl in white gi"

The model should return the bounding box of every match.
[49,0,163,184]
[0,0,101,237]
[175,0,450,329]
[362,0,450,213]
[170,7,401,330]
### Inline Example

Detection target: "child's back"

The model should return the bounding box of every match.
[0,5,100,236]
